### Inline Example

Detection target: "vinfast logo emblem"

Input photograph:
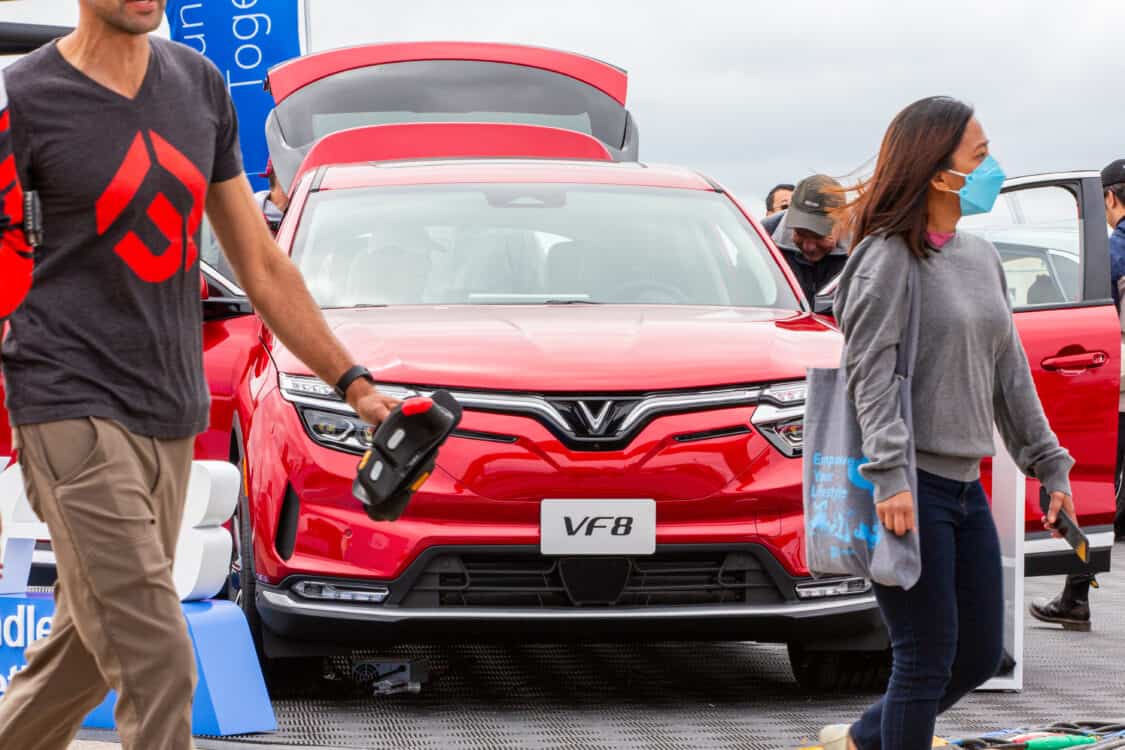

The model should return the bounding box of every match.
[96,130,206,283]
[575,400,614,436]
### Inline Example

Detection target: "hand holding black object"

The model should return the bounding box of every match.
[1039,487,1099,587]
[352,390,462,522]
[1041,489,1076,538]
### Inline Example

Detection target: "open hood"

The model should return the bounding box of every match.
[265,41,639,191]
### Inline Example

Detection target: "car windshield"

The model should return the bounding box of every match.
[291,183,799,310]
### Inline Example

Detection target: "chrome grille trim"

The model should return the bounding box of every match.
[279,375,785,448]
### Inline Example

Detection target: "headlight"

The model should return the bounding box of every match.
[279,373,418,403]
[752,382,805,457]
[760,381,807,406]
[279,374,419,454]
[299,407,376,454]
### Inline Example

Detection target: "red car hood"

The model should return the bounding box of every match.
[270,305,841,391]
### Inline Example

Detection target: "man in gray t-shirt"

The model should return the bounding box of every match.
[0,2,399,748]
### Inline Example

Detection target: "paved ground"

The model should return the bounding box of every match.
[74,545,1125,749]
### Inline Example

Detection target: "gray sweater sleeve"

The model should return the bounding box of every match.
[835,237,913,502]
[990,263,1074,496]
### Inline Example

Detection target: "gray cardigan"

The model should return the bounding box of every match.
[834,232,1073,501]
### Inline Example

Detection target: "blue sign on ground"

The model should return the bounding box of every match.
[166,0,303,191]
[0,594,276,736]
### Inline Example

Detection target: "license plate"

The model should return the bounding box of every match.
[540,499,656,555]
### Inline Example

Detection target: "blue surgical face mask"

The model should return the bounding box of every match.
[946,154,1006,216]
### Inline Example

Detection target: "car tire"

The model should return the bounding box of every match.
[227,459,265,652]
[227,452,328,693]
[787,643,891,693]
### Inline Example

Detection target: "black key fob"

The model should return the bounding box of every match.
[352,389,461,522]
[1038,486,1092,565]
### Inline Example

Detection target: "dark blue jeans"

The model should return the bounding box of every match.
[851,469,1004,750]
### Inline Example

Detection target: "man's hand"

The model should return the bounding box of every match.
[346,379,401,427]
[1042,491,1076,538]
[876,491,915,537]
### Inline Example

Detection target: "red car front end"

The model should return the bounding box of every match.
[222,160,886,684]
[245,304,879,648]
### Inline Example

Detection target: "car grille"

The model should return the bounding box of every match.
[397,550,786,609]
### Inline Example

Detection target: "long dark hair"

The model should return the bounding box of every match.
[839,96,974,259]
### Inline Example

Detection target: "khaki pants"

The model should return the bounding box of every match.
[0,418,196,750]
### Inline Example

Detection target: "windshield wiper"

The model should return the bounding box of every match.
[544,299,602,305]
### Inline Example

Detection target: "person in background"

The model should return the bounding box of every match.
[765,182,794,215]
[761,175,848,305]
[254,159,289,234]
[1029,158,1125,631]
[1113,159,1125,542]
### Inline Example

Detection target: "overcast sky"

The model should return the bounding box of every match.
[5,0,1122,212]
[308,0,1123,209]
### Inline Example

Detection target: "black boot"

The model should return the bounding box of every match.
[1030,578,1090,632]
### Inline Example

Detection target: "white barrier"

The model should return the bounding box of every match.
[980,432,1025,692]
[0,458,239,602]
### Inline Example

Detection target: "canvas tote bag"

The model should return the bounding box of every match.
[802,242,922,589]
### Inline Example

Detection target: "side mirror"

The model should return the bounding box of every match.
[200,271,252,321]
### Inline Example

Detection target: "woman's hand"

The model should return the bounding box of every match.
[876,491,915,536]
[1042,491,1076,538]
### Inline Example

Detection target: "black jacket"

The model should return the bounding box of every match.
[761,211,848,306]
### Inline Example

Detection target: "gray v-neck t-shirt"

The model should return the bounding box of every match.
[2,38,243,438]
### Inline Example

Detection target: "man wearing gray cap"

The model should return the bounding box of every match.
[1102,158,1125,542]
[760,175,848,305]
[1030,158,1125,631]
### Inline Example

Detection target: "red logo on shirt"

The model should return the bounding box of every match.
[95,130,206,283]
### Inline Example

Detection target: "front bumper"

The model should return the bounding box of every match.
[257,585,880,645]
[255,543,884,653]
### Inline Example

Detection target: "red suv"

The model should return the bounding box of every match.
[1,44,1116,691]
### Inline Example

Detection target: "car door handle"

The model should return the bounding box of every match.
[1041,350,1109,373]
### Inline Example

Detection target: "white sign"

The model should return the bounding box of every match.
[0,459,239,602]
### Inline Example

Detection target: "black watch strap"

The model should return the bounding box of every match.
[334,365,375,400]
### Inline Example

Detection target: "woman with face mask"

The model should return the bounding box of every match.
[818,96,1076,750]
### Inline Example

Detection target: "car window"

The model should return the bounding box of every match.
[290,183,799,310]
[199,218,241,290]
[959,185,1083,309]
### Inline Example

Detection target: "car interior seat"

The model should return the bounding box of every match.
[1026,273,1062,306]
[453,229,543,301]
[544,240,607,300]
[340,227,438,306]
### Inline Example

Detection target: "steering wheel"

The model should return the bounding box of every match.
[614,280,689,304]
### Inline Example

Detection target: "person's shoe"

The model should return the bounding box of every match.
[818,724,854,750]
[1030,593,1091,631]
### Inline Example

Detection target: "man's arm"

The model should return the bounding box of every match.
[204,175,399,424]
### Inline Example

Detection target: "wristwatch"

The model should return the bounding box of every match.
[334,365,376,401]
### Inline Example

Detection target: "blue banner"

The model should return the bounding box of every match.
[166,0,303,191]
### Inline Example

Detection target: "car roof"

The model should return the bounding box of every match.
[315,159,717,192]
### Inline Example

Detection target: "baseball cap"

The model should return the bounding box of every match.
[787,175,844,237]
[258,159,274,179]
[1102,159,1125,188]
